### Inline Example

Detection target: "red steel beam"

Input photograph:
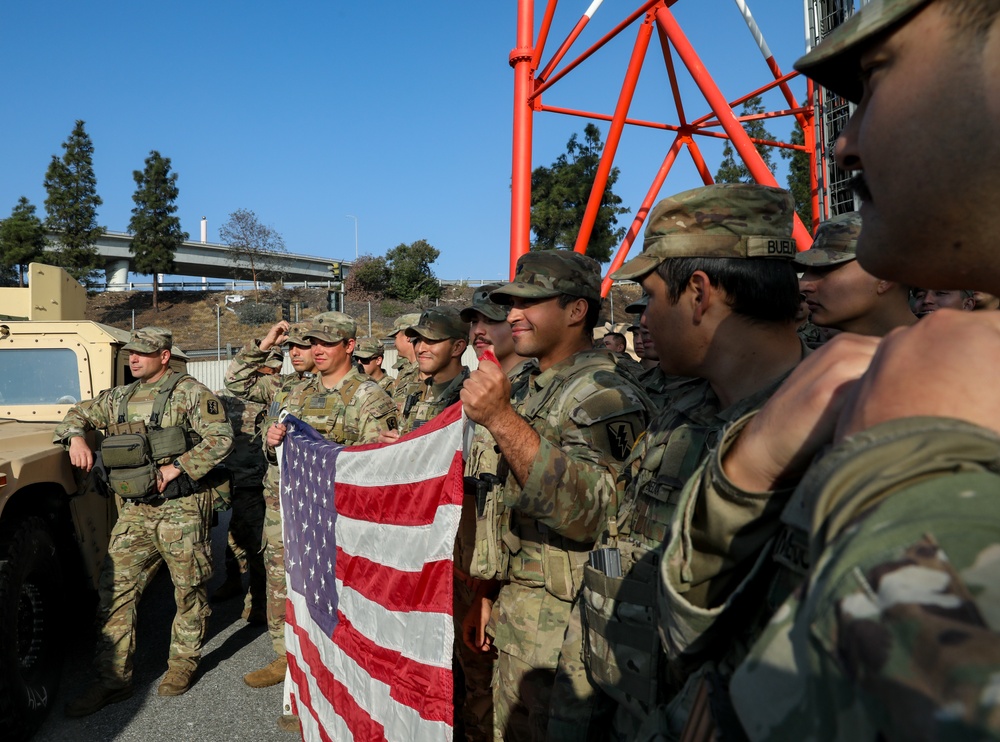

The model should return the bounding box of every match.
[510,0,535,278]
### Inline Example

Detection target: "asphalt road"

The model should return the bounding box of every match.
[33,511,296,742]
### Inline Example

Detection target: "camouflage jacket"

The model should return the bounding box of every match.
[391,357,420,411]
[504,349,650,581]
[397,367,469,435]
[273,367,397,447]
[374,373,395,394]
[224,342,293,406]
[53,370,234,480]
[580,368,796,720]
[730,417,1000,741]
[638,365,692,411]
[615,353,646,385]
[216,393,267,489]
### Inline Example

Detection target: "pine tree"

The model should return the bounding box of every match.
[43,120,105,284]
[128,151,188,310]
[781,121,814,229]
[714,97,778,184]
[0,197,47,287]
[530,123,630,263]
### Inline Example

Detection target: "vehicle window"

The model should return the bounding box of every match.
[0,348,82,404]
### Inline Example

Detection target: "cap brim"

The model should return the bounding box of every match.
[611,253,662,282]
[794,249,856,268]
[794,0,929,103]
[122,342,163,353]
[302,331,346,343]
[489,282,561,305]
[460,306,507,322]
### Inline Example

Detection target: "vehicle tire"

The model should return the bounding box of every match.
[0,516,64,741]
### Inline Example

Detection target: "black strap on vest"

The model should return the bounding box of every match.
[116,372,190,426]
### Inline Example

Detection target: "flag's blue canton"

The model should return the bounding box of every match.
[281,415,344,638]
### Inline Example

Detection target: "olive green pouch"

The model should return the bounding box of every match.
[101,434,151,469]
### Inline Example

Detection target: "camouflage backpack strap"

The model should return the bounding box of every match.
[440,367,470,408]
[337,376,365,410]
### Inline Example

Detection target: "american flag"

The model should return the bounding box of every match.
[279,403,465,742]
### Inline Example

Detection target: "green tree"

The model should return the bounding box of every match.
[385,240,441,302]
[0,197,47,287]
[43,120,105,284]
[345,254,392,302]
[219,208,287,296]
[128,151,188,311]
[530,123,631,263]
[715,96,778,184]
[781,121,814,229]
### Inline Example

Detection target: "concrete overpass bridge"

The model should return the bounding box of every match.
[89,231,350,288]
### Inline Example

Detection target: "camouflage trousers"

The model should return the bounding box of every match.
[492,583,603,741]
[454,576,496,742]
[95,490,214,687]
[224,485,266,615]
[263,504,287,656]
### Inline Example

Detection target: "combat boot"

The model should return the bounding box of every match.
[244,655,287,688]
[157,666,196,696]
[278,714,301,732]
[65,683,133,717]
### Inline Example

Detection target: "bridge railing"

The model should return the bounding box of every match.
[93,279,342,292]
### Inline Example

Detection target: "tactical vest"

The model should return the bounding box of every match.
[282,375,367,444]
[100,373,198,500]
[505,353,621,603]
[582,416,717,714]
[400,368,468,434]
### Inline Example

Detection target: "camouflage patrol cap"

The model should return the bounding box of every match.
[384,312,421,339]
[794,212,862,268]
[285,323,312,348]
[303,311,356,343]
[490,251,601,305]
[460,283,508,322]
[625,294,649,314]
[122,326,172,353]
[794,0,931,103]
[353,337,385,360]
[404,306,468,341]
[612,184,796,281]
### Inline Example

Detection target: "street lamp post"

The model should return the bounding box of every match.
[345,214,358,259]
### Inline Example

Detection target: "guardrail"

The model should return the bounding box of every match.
[92,280,342,292]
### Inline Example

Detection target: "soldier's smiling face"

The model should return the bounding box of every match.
[412,336,464,377]
[310,338,354,375]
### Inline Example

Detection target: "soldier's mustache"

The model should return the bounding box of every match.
[850,174,872,203]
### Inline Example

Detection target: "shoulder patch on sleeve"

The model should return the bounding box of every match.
[569,386,645,426]
[200,392,226,421]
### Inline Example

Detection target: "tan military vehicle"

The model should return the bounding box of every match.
[0,263,186,740]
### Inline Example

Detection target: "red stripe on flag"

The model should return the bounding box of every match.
[288,603,390,742]
[335,548,455,614]
[335,455,464,526]
[286,652,337,742]
[332,610,454,725]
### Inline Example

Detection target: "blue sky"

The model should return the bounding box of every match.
[0,1,810,282]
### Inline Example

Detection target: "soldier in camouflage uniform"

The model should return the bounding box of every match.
[459,251,650,741]
[392,307,470,435]
[386,312,421,410]
[571,184,806,740]
[654,2,1000,739]
[353,336,394,392]
[262,311,398,731]
[224,321,315,691]
[797,212,917,337]
[602,330,645,381]
[214,392,269,624]
[455,285,530,742]
[57,327,234,716]
[625,293,691,409]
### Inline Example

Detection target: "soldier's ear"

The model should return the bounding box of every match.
[451,338,468,358]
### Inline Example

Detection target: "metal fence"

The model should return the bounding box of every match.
[187,346,480,392]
